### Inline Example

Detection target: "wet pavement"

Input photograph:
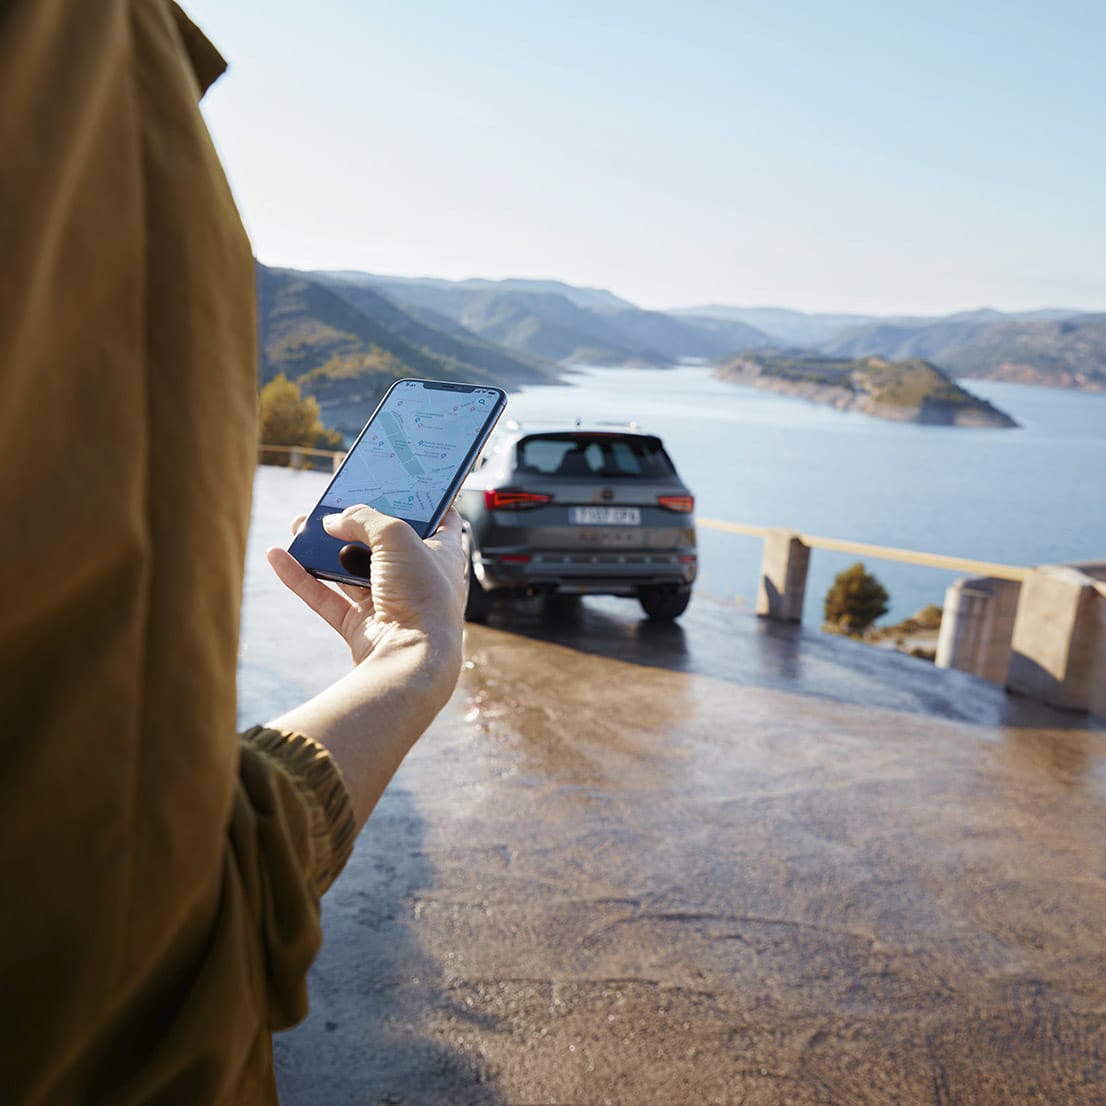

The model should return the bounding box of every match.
[242,468,1106,1106]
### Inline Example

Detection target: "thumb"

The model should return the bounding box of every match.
[321,505,423,557]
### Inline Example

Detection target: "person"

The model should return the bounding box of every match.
[0,2,464,1102]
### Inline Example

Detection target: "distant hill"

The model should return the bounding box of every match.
[255,264,557,437]
[326,272,774,366]
[673,305,880,347]
[319,273,638,314]
[348,275,1104,390]
[926,315,1106,390]
[312,272,555,385]
[820,314,997,363]
[716,353,1018,427]
[681,303,1101,391]
[816,311,1105,390]
[259,264,1103,402]
[363,281,659,364]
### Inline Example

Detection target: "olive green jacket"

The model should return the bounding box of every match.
[0,3,354,1102]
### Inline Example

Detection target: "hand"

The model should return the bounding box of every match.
[264,506,467,829]
[266,507,466,673]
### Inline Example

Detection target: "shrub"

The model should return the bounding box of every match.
[259,374,343,461]
[913,603,943,630]
[823,561,890,635]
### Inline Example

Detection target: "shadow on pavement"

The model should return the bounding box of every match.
[273,785,509,1106]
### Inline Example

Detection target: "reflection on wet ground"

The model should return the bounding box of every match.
[245,469,1106,1105]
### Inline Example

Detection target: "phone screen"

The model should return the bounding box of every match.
[287,378,507,585]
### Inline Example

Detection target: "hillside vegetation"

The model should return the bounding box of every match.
[255,264,557,437]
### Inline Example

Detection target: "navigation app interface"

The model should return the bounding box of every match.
[322,381,501,523]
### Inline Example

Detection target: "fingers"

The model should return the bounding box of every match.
[318,505,465,626]
[266,546,354,635]
[337,581,372,602]
[321,503,463,552]
[289,514,307,536]
[425,508,466,580]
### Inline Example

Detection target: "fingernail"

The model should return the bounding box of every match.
[322,514,342,528]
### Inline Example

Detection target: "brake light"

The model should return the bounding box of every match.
[657,494,695,513]
[484,489,552,510]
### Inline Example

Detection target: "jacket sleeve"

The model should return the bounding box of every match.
[234,727,358,1029]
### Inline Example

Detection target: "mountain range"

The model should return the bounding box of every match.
[319,272,769,366]
[254,263,1105,434]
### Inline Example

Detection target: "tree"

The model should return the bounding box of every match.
[258,374,342,454]
[823,561,890,635]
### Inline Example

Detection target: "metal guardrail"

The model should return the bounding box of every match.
[697,517,1028,582]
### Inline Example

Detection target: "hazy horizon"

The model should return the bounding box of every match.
[268,261,1091,320]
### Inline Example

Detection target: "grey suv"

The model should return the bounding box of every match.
[458,423,697,622]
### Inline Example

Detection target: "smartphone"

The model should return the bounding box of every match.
[288,378,508,586]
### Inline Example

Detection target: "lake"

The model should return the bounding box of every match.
[504,366,1106,626]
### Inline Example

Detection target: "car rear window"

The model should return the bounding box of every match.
[517,434,675,478]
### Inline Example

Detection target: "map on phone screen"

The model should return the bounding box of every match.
[321,381,498,523]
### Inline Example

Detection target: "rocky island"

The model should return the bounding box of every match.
[716,353,1018,428]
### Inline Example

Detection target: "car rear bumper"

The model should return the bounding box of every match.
[475,549,697,595]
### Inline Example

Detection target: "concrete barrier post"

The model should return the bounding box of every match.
[332,452,345,473]
[756,530,810,623]
[936,576,1022,685]
[1007,566,1104,712]
[936,582,991,674]
[1094,581,1106,718]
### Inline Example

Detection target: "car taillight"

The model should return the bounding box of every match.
[484,489,552,510]
[657,494,695,513]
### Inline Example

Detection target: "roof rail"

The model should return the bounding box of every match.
[501,418,643,432]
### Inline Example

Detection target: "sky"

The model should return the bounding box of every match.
[184,0,1106,316]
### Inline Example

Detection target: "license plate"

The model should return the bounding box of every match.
[571,506,641,525]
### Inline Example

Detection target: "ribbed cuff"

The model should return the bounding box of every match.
[240,726,357,896]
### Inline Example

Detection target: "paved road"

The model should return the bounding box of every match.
[242,468,1106,1106]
